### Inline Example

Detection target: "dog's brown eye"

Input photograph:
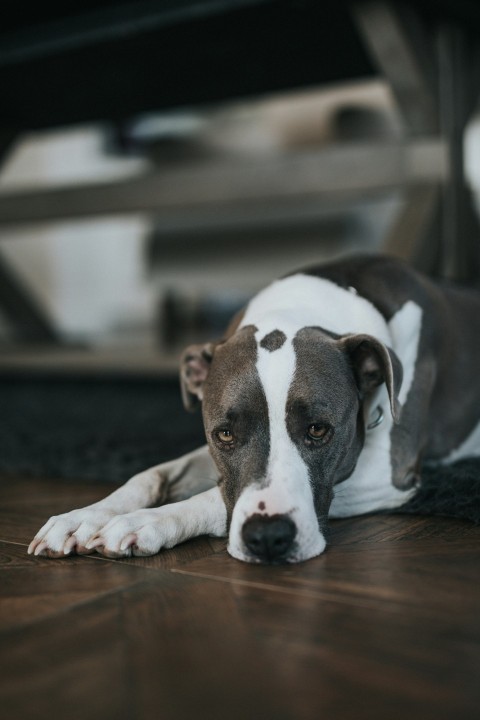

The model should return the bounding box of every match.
[307,424,329,441]
[217,429,234,444]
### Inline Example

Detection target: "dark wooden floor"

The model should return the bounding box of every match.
[1,476,479,720]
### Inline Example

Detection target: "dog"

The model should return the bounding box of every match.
[28,254,480,563]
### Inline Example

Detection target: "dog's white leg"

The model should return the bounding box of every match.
[84,486,227,558]
[28,445,219,557]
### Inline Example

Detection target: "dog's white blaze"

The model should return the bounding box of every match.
[228,335,326,563]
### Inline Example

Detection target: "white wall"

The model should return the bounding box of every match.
[0,127,154,340]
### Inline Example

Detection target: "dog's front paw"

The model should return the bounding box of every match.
[84,509,176,558]
[28,507,118,558]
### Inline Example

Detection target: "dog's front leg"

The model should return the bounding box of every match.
[28,445,220,557]
[83,486,227,558]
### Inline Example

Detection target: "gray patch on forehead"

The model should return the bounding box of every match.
[202,322,270,520]
[259,329,287,352]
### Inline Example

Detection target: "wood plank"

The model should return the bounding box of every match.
[0,345,179,376]
[0,541,148,631]
[174,515,480,615]
[1,479,479,720]
[383,183,440,263]
[169,514,480,719]
[0,141,447,228]
[328,512,480,544]
[3,558,477,720]
[108,536,227,570]
[0,477,116,544]
[435,23,480,282]
[0,568,292,720]
[120,571,293,720]
[0,594,133,720]
[352,1,438,134]
[221,582,480,720]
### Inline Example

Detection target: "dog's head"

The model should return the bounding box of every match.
[181,323,402,564]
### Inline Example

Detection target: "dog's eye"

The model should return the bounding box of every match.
[307,424,329,441]
[217,429,235,445]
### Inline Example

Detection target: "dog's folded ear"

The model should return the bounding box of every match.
[180,342,216,412]
[340,334,403,422]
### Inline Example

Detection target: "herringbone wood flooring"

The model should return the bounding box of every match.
[1,476,479,720]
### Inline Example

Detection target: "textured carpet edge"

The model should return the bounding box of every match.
[396,458,480,525]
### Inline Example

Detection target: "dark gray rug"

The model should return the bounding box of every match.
[398,460,480,525]
[0,374,205,484]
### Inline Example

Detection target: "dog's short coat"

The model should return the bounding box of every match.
[29,255,480,563]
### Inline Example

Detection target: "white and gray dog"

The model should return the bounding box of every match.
[29,255,480,563]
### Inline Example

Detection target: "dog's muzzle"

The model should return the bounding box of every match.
[241,513,296,563]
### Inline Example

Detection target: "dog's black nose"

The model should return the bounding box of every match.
[242,514,296,563]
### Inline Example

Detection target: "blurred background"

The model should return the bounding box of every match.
[0,80,406,361]
[0,0,479,376]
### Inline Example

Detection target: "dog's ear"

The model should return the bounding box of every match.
[180,342,216,412]
[339,334,403,422]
